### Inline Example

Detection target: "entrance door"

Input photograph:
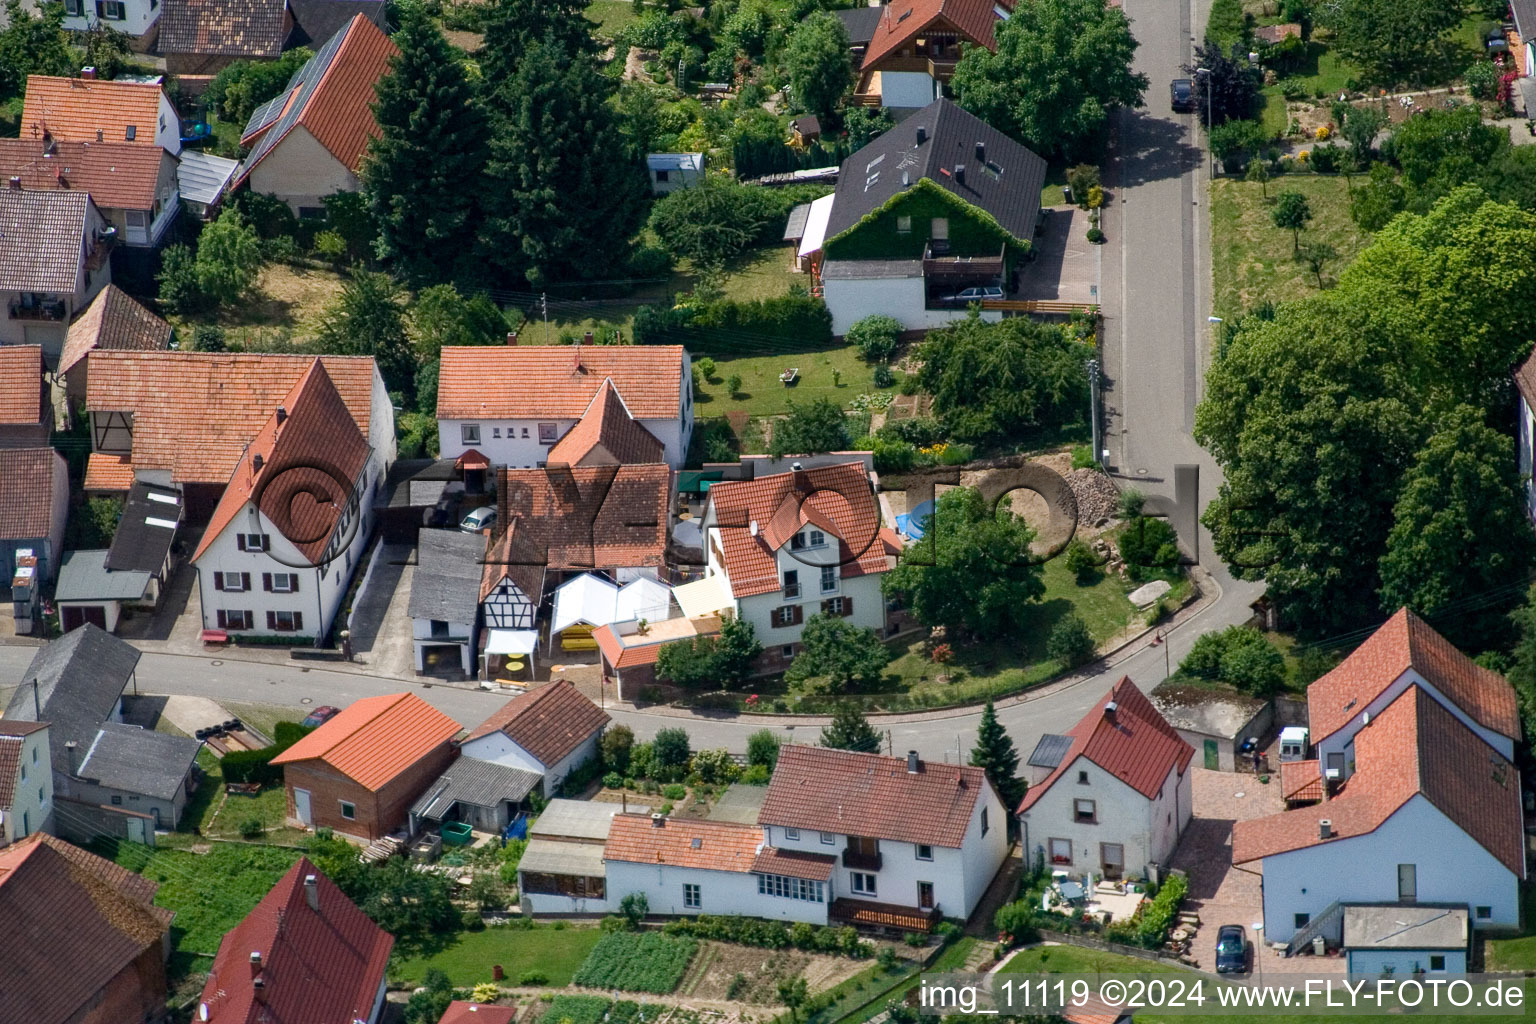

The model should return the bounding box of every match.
[151,807,163,830]
[61,605,107,632]
[294,788,313,827]
[1100,843,1125,879]
[917,881,935,910]
[127,817,146,844]
[1204,739,1220,770]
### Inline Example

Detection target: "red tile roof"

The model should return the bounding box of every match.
[198,858,394,1024]
[760,745,992,849]
[0,138,166,210]
[437,344,686,420]
[1308,608,1520,743]
[0,833,174,1024]
[1280,759,1323,804]
[706,462,887,598]
[464,679,609,766]
[21,75,166,148]
[85,351,377,486]
[191,359,373,563]
[0,447,64,538]
[860,0,1002,70]
[604,813,763,871]
[546,378,666,467]
[0,344,44,425]
[1233,686,1524,874]
[497,464,672,570]
[1019,677,1193,812]
[751,846,837,881]
[439,1003,518,1024]
[84,451,135,491]
[273,692,461,791]
[58,284,172,377]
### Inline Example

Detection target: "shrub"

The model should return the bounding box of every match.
[1063,539,1098,582]
[1117,516,1180,577]
[662,783,687,800]
[313,229,347,264]
[740,764,770,783]
[156,244,205,315]
[995,899,1040,943]
[1086,227,1106,244]
[1182,631,1226,678]
[572,931,698,993]
[602,725,635,773]
[620,891,649,928]
[691,748,738,784]
[662,915,871,956]
[746,728,782,770]
[1071,445,1096,469]
[653,728,691,774]
[634,292,832,347]
[462,909,486,931]
[1046,612,1095,667]
[237,817,263,838]
[1067,164,1100,205]
[1466,58,1501,100]
[872,437,916,473]
[1308,143,1343,173]
[727,373,743,396]
[602,771,623,789]
[873,364,895,388]
[847,314,902,363]
[1135,873,1188,947]
[696,356,717,381]
[1117,487,1146,518]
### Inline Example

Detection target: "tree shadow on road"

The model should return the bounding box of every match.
[1114,109,1205,189]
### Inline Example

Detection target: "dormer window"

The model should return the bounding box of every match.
[809,529,825,547]
[791,533,806,550]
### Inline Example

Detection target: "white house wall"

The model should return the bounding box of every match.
[606,859,829,922]
[879,71,940,109]
[1520,393,1536,523]
[247,126,360,216]
[438,392,691,472]
[62,1,159,43]
[1020,756,1185,880]
[1346,949,1466,976]
[1314,670,1516,773]
[822,275,1002,336]
[459,729,599,797]
[1258,794,1521,944]
[0,727,53,845]
[522,889,613,915]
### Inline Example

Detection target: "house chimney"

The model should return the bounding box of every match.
[249,951,262,977]
[1104,700,1118,721]
[651,813,665,828]
[252,978,265,1003]
[252,453,264,472]
[505,331,518,346]
[1318,819,1332,840]
[304,873,319,912]
[95,128,103,143]
[582,331,593,345]
[954,164,966,186]
[792,462,802,471]
[275,406,287,426]
[915,125,927,145]
[7,176,18,190]
[975,141,985,162]
[81,66,96,80]
[906,750,919,774]
[64,740,79,775]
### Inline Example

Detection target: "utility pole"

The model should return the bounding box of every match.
[1086,358,1101,465]
[541,292,549,344]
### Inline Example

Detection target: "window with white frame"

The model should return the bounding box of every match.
[809,529,825,547]
[538,422,558,444]
[216,609,253,631]
[820,565,837,593]
[784,827,800,841]
[683,883,701,908]
[216,571,250,592]
[759,873,825,902]
[269,572,297,593]
[790,532,806,550]
[102,0,125,19]
[850,872,877,896]
[340,800,356,820]
[819,831,835,845]
[1074,799,1096,823]
[462,423,481,444]
[1049,838,1071,865]
[915,844,933,861]
[268,610,303,632]
[237,533,269,552]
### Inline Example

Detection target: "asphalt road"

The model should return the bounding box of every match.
[0,0,1262,768]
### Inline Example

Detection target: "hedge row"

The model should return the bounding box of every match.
[633,292,832,348]
[220,720,313,785]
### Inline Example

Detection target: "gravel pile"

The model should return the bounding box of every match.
[1067,468,1120,525]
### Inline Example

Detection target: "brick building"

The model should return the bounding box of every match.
[272,692,461,841]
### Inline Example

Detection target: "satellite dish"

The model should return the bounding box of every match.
[199,1004,210,1022]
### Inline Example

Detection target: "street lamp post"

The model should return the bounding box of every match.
[1195,68,1213,177]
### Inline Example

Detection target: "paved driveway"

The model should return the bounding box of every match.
[1171,768,1276,972]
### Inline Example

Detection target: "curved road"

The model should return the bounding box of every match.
[0,0,1250,764]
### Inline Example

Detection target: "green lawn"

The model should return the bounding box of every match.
[586,0,639,39]
[832,939,977,1024]
[1484,882,1536,970]
[1210,174,1369,318]
[392,924,604,987]
[91,839,301,976]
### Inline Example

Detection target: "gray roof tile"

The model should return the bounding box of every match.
[0,189,94,293]
[79,722,201,800]
[4,625,139,774]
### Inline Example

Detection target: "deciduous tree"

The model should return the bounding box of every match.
[1271,190,1311,250]
[784,614,891,692]
[781,13,852,123]
[770,398,849,458]
[1182,43,1261,126]
[952,0,1147,162]
[315,270,416,404]
[1320,0,1461,87]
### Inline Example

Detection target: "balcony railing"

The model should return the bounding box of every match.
[783,582,801,599]
[842,848,882,871]
[9,298,65,322]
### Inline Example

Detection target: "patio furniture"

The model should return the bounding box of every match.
[780,367,799,385]
[1058,881,1086,901]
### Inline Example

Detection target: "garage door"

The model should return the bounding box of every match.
[61,605,107,632]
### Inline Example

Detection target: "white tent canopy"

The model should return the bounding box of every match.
[551,573,620,635]
[485,629,539,655]
[615,577,672,623]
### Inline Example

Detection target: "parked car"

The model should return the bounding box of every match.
[460,506,497,533]
[1170,78,1194,113]
[941,285,1004,305]
[1215,924,1249,974]
[301,705,340,728]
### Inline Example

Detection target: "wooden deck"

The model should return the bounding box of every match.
[829,897,942,932]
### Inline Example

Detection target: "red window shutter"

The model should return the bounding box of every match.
[792,605,803,625]
[236,535,246,552]
[842,597,853,617]
[291,574,299,593]
[216,610,226,629]
[214,572,224,591]
[262,573,272,592]
[266,611,276,630]
[294,611,303,631]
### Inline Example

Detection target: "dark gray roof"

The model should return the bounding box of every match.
[5,625,139,774]
[1342,904,1468,951]
[821,259,924,280]
[159,0,287,58]
[79,722,201,800]
[1027,733,1074,770]
[175,150,239,207]
[1513,0,1536,39]
[54,549,152,602]
[407,529,486,623]
[378,458,458,510]
[0,190,92,293]
[824,97,1048,245]
[287,0,385,48]
[105,480,180,574]
[835,6,883,47]
[410,757,542,819]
